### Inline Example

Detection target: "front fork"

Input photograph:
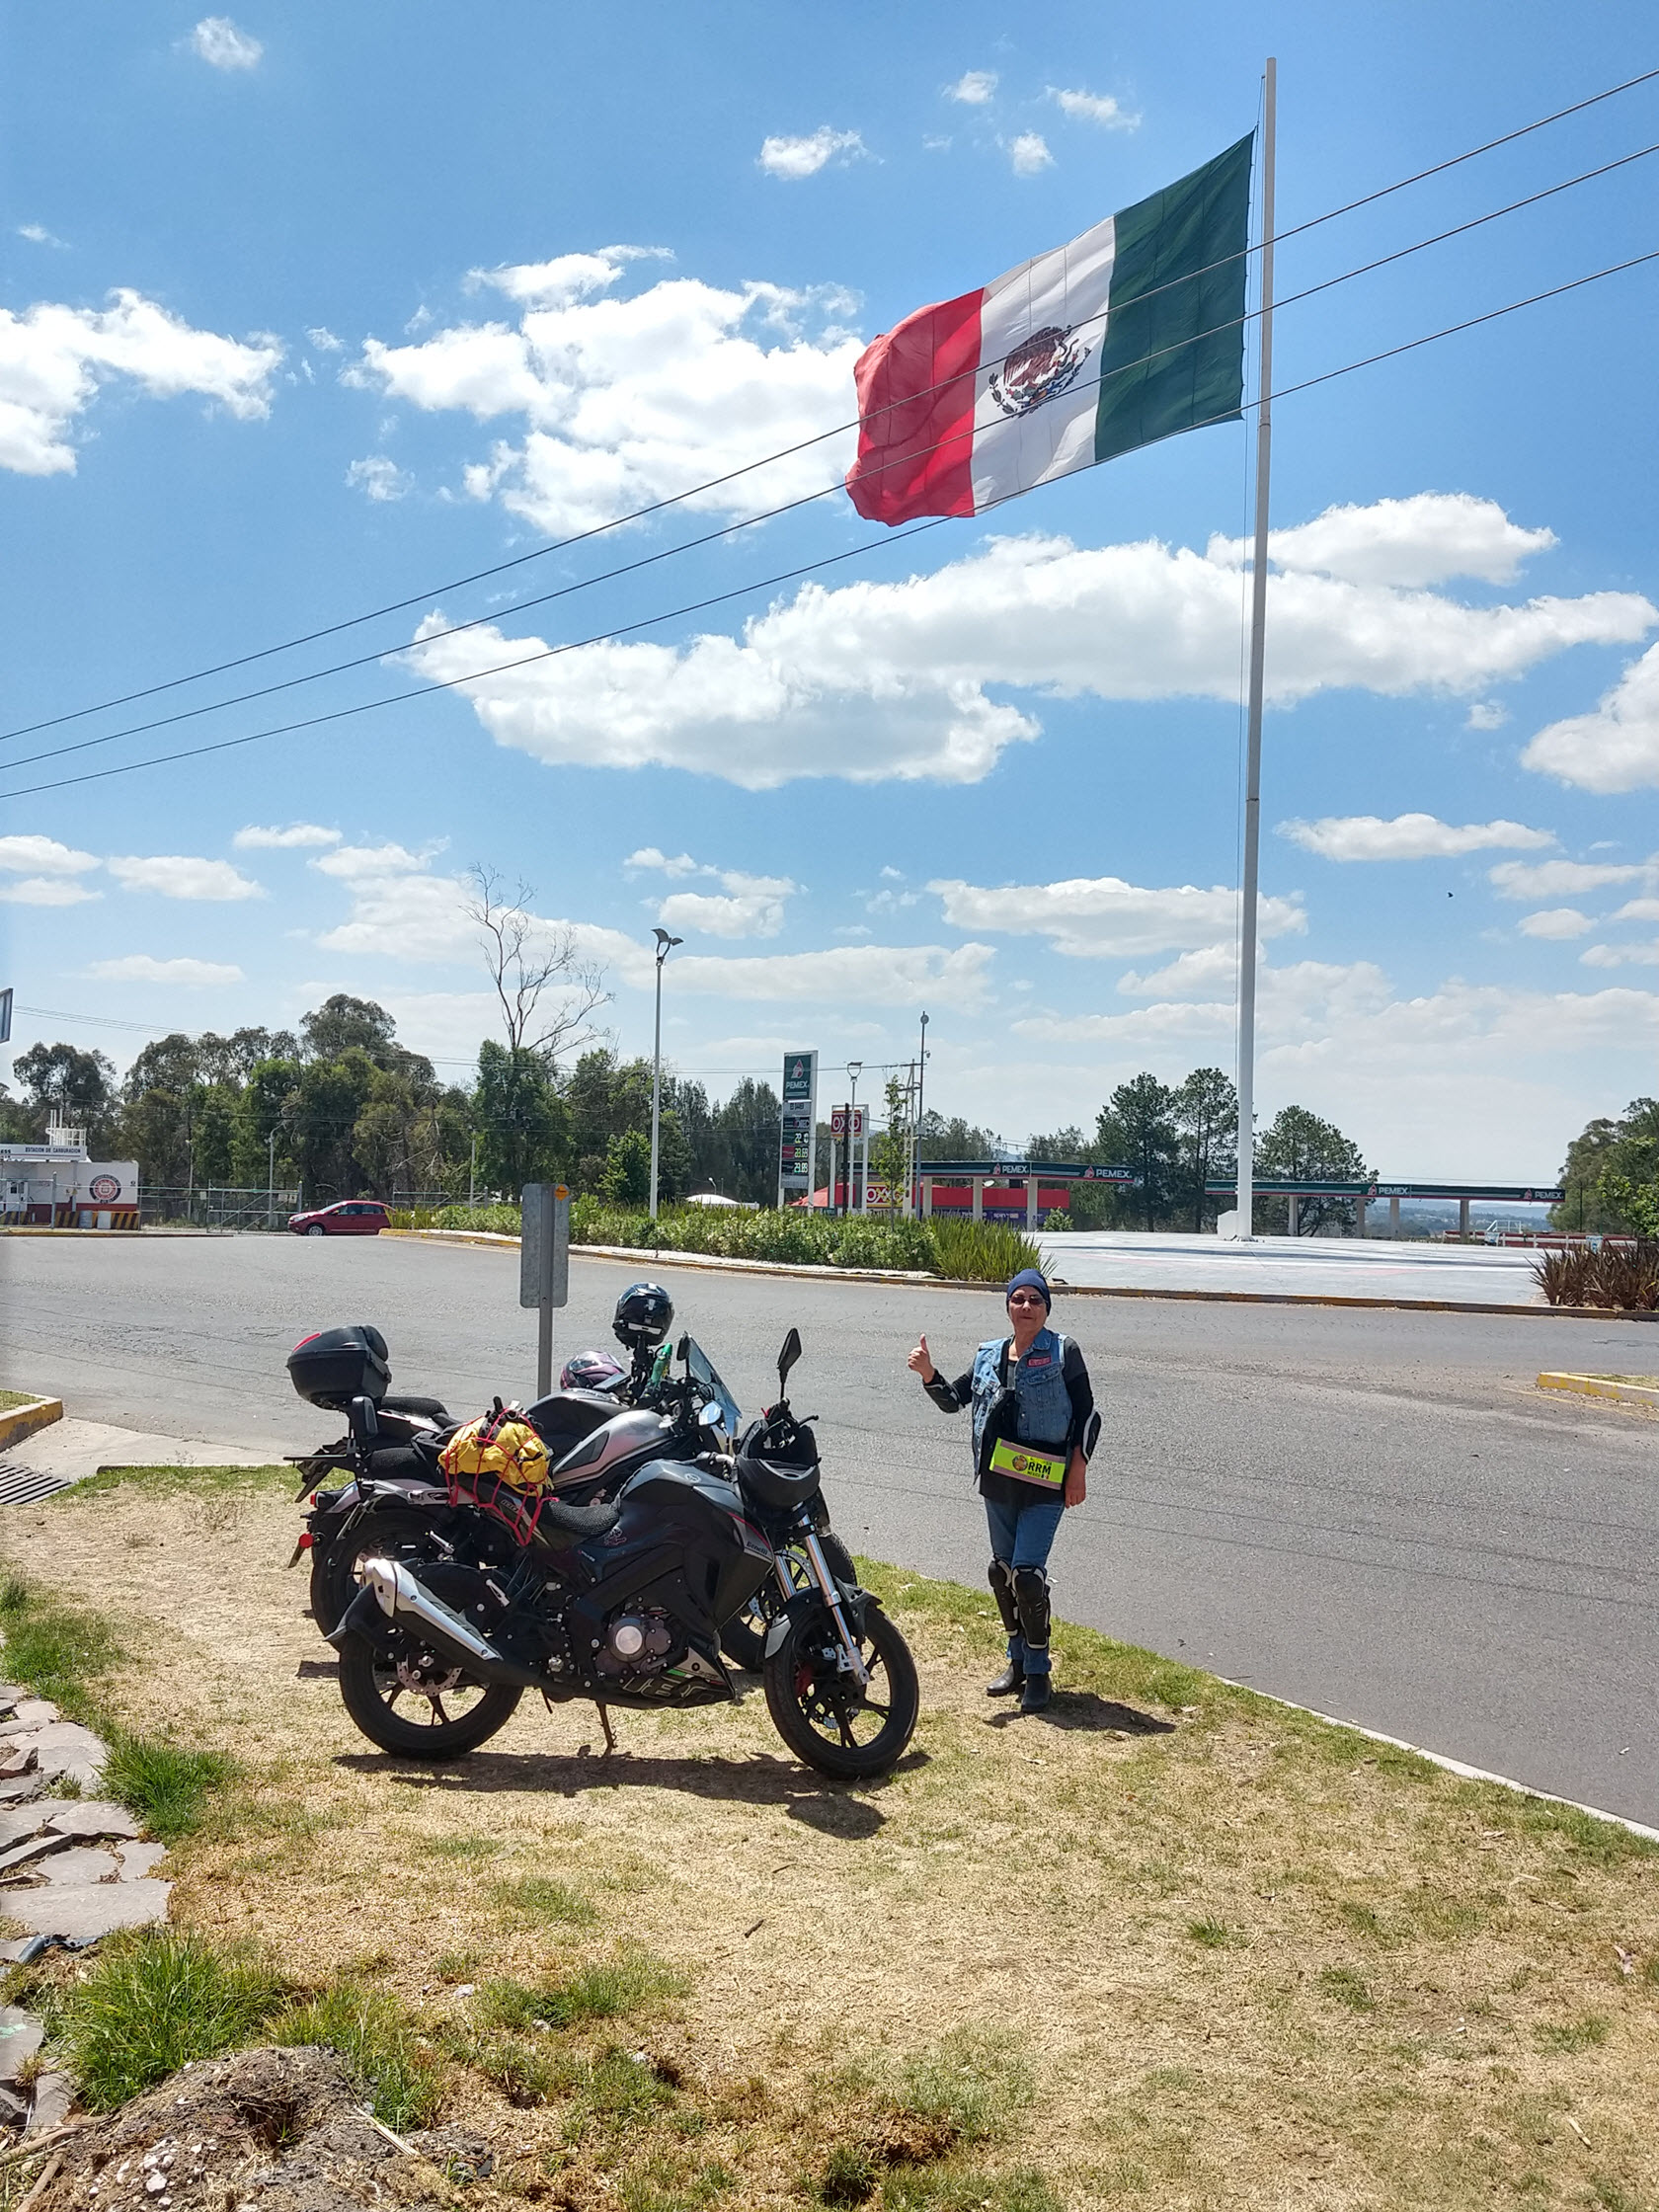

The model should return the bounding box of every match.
[779,1530,870,1691]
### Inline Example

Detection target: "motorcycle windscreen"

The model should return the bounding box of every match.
[681,1335,742,1434]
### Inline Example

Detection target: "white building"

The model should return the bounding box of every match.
[1,1127,140,1229]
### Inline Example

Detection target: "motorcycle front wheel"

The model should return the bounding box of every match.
[719,1531,857,1674]
[337,1631,521,1759]
[763,1599,918,1780]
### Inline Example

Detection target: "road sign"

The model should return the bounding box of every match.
[520,1181,569,1397]
[778,1050,818,1203]
[829,1106,867,1138]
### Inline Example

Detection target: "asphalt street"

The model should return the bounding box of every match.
[3,1230,1656,1824]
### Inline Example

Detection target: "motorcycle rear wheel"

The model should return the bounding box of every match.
[310,1503,441,1636]
[719,1532,857,1673]
[763,1599,918,1779]
[337,1631,520,1759]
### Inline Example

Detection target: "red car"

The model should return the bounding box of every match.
[288,1200,390,1237]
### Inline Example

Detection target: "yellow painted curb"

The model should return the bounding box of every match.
[1538,1371,1659,1408]
[0,1397,64,1451]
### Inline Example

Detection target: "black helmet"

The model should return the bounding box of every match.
[612,1281,674,1350]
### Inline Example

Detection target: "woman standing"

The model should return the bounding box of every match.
[908,1268,1095,1713]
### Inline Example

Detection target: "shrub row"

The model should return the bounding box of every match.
[388,1201,1040,1283]
[1534,1239,1659,1309]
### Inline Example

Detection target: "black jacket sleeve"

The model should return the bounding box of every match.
[922,1366,976,1414]
[1064,1341,1096,1459]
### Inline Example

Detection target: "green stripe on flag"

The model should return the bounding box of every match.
[1094,132,1255,466]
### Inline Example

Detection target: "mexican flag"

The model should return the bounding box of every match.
[845,134,1254,524]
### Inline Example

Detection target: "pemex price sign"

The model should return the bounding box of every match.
[777,1051,818,1207]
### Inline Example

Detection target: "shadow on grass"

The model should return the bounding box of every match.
[332,1741,927,1833]
[987,1690,1176,1736]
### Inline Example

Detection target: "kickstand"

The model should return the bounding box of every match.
[595,1701,617,1756]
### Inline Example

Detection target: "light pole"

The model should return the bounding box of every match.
[267,1127,276,1231]
[845,1061,862,1217]
[649,927,683,1220]
[915,1010,928,1216]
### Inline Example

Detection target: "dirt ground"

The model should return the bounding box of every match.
[4,1471,1658,2210]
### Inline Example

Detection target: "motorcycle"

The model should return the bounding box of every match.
[328,1327,917,1780]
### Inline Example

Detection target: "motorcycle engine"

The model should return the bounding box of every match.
[595,1608,677,1678]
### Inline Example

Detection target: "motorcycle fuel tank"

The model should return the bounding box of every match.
[545,1407,672,1487]
[573,1458,773,1636]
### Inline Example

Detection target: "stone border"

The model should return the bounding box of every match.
[0,1400,62,1453]
[1538,1370,1659,1408]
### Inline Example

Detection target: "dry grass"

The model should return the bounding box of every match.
[2,1471,1657,2209]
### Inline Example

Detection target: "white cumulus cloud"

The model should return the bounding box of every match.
[660,871,796,940]
[107,854,263,900]
[1280,813,1555,861]
[1006,132,1054,176]
[757,127,868,180]
[89,955,244,985]
[0,877,100,907]
[349,248,859,535]
[233,822,342,849]
[0,289,281,476]
[0,833,98,875]
[404,497,1652,790]
[929,874,1304,960]
[1523,641,1659,793]
[625,847,701,878]
[187,16,263,69]
[311,840,436,881]
[945,71,997,104]
[1488,857,1646,901]
[1048,87,1140,128]
[346,454,409,502]
[1209,493,1556,588]
[1518,908,1593,939]
[1466,699,1508,731]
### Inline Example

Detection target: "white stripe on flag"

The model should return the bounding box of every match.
[970,213,1117,512]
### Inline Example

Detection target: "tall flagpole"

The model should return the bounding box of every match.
[1234,55,1276,1241]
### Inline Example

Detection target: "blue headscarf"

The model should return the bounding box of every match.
[1005,1267,1052,1311]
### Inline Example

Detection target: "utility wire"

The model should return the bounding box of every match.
[8,133,1654,779]
[8,60,1657,749]
[4,240,1657,801]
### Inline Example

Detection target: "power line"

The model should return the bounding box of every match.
[8,133,1656,786]
[6,60,1656,750]
[10,128,1654,781]
[4,236,1656,804]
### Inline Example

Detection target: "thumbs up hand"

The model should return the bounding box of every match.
[908,1334,936,1383]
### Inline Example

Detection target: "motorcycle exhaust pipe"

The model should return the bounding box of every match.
[339,1555,548,1691]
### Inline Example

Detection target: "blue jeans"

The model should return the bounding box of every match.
[985,1495,1065,1677]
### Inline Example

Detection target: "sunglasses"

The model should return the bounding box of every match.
[1006,1293,1047,1306]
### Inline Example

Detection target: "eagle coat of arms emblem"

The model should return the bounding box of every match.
[988,324,1088,419]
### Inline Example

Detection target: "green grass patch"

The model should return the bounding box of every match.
[0,1390,47,1413]
[1534,2014,1610,2053]
[491,1872,598,1926]
[56,1929,288,2109]
[1184,1918,1242,1950]
[420,1831,506,1861]
[1316,1965,1376,2012]
[893,2029,1035,2146]
[883,2171,1064,2212]
[0,1572,120,1721]
[273,1982,440,2132]
[102,1734,239,1842]
[473,1949,684,2036]
[64,1462,294,1504]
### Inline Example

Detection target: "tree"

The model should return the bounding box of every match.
[192,1084,239,1185]
[465,864,609,1057]
[122,1033,198,1104]
[13,1042,118,1147]
[1255,1105,1371,1235]
[600,1129,652,1207]
[289,1049,380,1202]
[1100,1073,1179,1231]
[709,1078,782,1204]
[0,1079,35,1144]
[1173,1067,1239,1230]
[300,995,399,1067]
[475,1041,568,1195]
[1551,1099,1659,1233]
[871,1075,913,1217]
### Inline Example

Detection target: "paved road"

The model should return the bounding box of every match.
[3,1231,1656,1824]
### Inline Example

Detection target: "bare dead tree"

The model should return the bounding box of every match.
[464,863,611,1061]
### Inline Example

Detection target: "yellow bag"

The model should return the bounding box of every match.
[439,1401,550,1492]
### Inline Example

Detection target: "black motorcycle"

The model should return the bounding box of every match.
[328,1328,917,1781]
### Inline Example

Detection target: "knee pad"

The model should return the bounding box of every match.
[1012,1566,1051,1650]
[988,1557,1020,1637]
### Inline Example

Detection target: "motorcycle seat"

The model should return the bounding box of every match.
[534,1493,621,1541]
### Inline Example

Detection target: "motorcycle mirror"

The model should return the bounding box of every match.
[777,1326,802,1390]
[697,1400,724,1433]
[348,1394,380,1445]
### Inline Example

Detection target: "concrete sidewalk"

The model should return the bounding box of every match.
[1039,1229,1556,1310]
[0,1418,274,1485]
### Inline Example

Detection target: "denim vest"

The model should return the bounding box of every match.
[969,1327,1071,1471]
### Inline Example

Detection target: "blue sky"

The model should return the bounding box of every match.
[3,1,1658,1175]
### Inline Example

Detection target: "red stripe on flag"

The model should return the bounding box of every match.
[844,286,982,524]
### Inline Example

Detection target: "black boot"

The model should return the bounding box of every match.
[987,1561,1023,1696]
[1020,1672,1052,1714]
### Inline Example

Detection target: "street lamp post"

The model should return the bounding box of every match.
[845,1061,862,1217]
[649,927,683,1221]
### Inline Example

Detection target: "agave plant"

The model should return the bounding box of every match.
[1533,1246,1593,1306]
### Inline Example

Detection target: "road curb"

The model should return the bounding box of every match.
[0,1399,63,1452]
[1222,1678,1659,1845]
[384,1226,941,1286]
[1538,1370,1659,1408]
